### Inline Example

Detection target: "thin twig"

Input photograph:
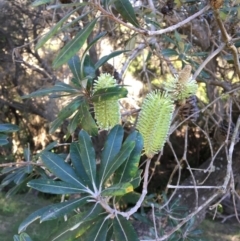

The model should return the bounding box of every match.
[213,10,240,79]
[192,42,225,80]
[125,158,151,218]
[231,174,240,223]
[167,185,223,189]
[162,141,182,208]
[183,125,199,209]
[97,158,151,219]
[147,6,209,36]
[141,193,219,241]
[151,203,159,240]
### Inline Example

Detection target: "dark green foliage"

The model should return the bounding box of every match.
[0,123,19,146]
[14,126,143,240]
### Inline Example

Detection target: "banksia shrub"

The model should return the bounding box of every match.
[93,73,120,130]
[136,91,174,158]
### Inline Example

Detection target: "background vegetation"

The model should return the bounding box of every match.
[1,0,240,240]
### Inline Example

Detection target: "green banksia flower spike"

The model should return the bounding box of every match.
[176,65,198,100]
[163,65,198,101]
[93,73,120,130]
[176,78,198,100]
[136,91,174,158]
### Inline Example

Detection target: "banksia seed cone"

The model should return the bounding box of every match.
[102,63,121,84]
[136,91,174,158]
[178,65,192,84]
[93,73,120,130]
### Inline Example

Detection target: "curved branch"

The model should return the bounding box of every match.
[147,6,209,36]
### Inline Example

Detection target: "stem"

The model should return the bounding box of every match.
[147,6,209,36]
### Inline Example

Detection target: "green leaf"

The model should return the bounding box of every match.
[24,165,33,174]
[55,222,93,241]
[19,205,53,232]
[125,35,137,51]
[83,32,106,58]
[27,179,86,194]
[235,40,240,48]
[68,55,81,84]
[115,132,143,183]
[1,166,16,175]
[82,55,95,78]
[161,49,178,57]
[19,197,89,232]
[101,182,133,196]
[23,147,30,161]
[106,224,113,241]
[22,82,79,99]
[40,196,89,222]
[60,10,89,29]
[1,169,24,187]
[80,31,106,78]
[41,141,58,153]
[23,147,32,174]
[14,233,33,241]
[53,18,98,68]
[121,192,141,205]
[0,123,19,133]
[78,100,98,136]
[40,152,88,190]
[13,235,21,241]
[58,97,83,120]
[95,50,129,70]
[91,86,128,102]
[36,8,77,50]
[100,137,135,184]
[67,110,81,134]
[144,18,161,29]
[99,130,135,183]
[163,35,176,45]
[19,233,33,241]
[49,118,65,134]
[174,30,182,43]
[52,221,92,241]
[13,170,27,185]
[83,216,109,241]
[34,166,49,179]
[98,125,124,184]
[0,134,8,146]
[129,170,141,188]
[78,130,97,185]
[31,0,53,7]
[51,204,103,241]
[6,175,33,198]
[113,216,139,241]
[114,0,139,27]
[70,142,92,187]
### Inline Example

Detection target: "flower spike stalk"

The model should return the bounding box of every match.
[136,91,174,158]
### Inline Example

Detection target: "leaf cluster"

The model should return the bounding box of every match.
[11,125,143,241]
